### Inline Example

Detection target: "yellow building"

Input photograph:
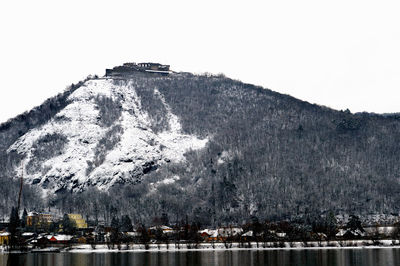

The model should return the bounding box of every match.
[68,214,88,229]
[0,232,10,246]
[27,212,53,228]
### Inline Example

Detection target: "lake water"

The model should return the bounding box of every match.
[1,248,400,266]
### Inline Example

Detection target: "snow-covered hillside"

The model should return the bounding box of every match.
[3,70,400,223]
[7,78,208,194]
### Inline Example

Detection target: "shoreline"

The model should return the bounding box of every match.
[2,240,400,254]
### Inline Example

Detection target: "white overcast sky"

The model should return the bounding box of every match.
[1,0,399,123]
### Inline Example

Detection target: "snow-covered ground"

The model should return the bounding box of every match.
[43,240,400,253]
[2,240,400,254]
[7,78,208,194]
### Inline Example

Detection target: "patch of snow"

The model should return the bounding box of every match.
[217,150,233,165]
[7,79,208,193]
[160,175,180,185]
[154,88,208,162]
[148,175,181,194]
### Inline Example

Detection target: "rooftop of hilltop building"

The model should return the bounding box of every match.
[105,62,171,77]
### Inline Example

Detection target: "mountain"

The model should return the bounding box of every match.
[1,68,400,225]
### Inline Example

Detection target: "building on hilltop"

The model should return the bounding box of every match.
[137,62,170,72]
[67,214,88,229]
[105,62,170,77]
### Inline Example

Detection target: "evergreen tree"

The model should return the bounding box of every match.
[9,207,20,229]
[325,212,338,238]
[120,215,133,232]
[250,216,263,237]
[346,215,364,232]
[111,216,120,229]
[161,213,169,226]
[62,214,75,234]
[49,221,59,234]
[110,216,121,245]
[8,207,20,249]
[21,208,27,229]
[139,224,150,248]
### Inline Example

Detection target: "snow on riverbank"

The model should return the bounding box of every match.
[2,240,400,253]
[0,240,400,253]
[66,240,400,253]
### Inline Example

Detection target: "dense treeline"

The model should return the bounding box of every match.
[0,177,43,220]
[126,73,400,224]
[1,72,400,225]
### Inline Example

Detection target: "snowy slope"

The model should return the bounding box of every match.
[7,78,208,194]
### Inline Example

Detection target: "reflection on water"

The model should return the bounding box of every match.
[1,248,400,266]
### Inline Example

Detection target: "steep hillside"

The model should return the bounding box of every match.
[1,71,400,225]
[5,78,206,193]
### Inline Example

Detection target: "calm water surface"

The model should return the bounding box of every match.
[1,248,400,266]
